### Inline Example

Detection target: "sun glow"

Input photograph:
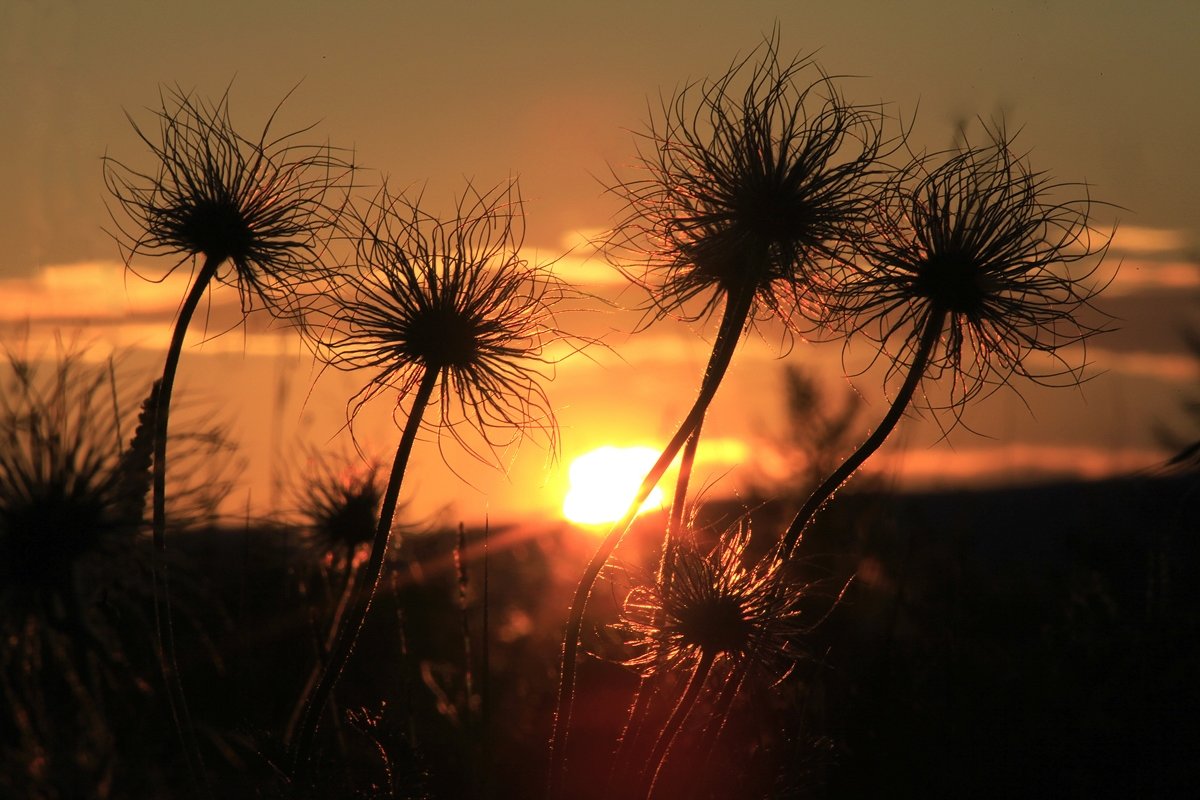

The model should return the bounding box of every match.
[562,446,666,527]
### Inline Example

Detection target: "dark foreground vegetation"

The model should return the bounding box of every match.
[6,471,1196,799]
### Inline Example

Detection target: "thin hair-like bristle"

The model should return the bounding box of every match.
[604,30,891,340]
[833,120,1115,429]
[103,84,357,320]
[307,179,577,467]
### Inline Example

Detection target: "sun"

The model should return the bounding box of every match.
[562,446,666,527]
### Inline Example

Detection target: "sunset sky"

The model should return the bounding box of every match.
[2,1,1198,526]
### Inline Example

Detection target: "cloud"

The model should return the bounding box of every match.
[1021,344,1199,384]
[605,328,827,368]
[540,250,627,287]
[0,260,186,322]
[1107,259,1200,294]
[1092,226,1200,295]
[696,436,750,466]
[0,259,317,357]
[1091,348,1199,382]
[864,443,1171,486]
[1108,225,1193,256]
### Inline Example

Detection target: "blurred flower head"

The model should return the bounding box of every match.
[835,123,1113,419]
[608,34,886,331]
[310,181,572,462]
[620,521,805,676]
[0,351,136,610]
[293,448,387,559]
[0,343,235,621]
[103,85,355,313]
[0,344,238,796]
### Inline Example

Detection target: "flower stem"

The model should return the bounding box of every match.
[782,308,947,557]
[641,649,716,800]
[288,364,439,779]
[608,426,702,791]
[667,427,701,540]
[548,285,753,799]
[151,253,221,799]
[685,311,948,773]
[693,659,749,764]
[283,551,363,744]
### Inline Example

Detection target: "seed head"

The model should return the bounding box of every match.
[295,450,387,557]
[620,522,805,675]
[311,181,570,462]
[835,123,1113,420]
[0,346,232,621]
[608,34,886,331]
[103,85,355,314]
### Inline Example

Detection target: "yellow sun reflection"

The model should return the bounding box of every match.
[562,446,666,527]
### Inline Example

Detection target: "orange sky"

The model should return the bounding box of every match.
[1,226,1195,525]
[2,2,1198,524]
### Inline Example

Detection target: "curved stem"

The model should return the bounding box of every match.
[283,553,362,744]
[641,649,716,800]
[547,287,752,798]
[608,425,703,792]
[688,311,948,777]
[667,427,701,540]
[288,365,439,778]
[693,652,751,769]
[782,309,947,557]
[151,254,221,799]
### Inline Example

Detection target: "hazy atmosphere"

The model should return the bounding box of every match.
[2,4,1199,798]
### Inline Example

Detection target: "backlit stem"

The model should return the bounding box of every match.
[288,364,439,778]
[696,310,948,771]
[151,253,221,800]
[782,308,947,556]
[548,285,753,798]
[608,426,702,791]
[641,649,716,800]
[283,552,363,744]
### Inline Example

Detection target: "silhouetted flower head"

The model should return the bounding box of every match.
[0,359,133,612]
[311,181,570,461]
[0,346,234,621]
[295,450,387,558]
[835,124,1113,417]
[608,35,886,331]
[103,85,355,313]
[620,522,804,675]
